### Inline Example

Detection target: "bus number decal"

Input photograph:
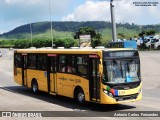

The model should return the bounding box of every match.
[59,77,67,81]
[75,79,81,83]
[118,91,126,96]
[69,79,74,82]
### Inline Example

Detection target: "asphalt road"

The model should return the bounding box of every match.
[0,48,160,120]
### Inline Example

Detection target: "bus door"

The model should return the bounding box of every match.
[89,55,100,102]
[22,54,27,86]
[47,54,57,93]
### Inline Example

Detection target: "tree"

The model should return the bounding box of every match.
[138,31,145,37]
[73,27,102,47]
[138,30,156,37]
[91,33,102,48]
[73,27,97,39]
[146,30,155,36]
[118,33,126,39]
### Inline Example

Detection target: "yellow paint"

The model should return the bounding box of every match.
[14,68,22,85]
[56,73,89,101]
[100,82,142,104]
[27,70,48,92]
[14,48,141,104]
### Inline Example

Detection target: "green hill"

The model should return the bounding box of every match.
[0,21,160,42]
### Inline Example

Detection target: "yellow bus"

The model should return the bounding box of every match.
[14,48,142,104]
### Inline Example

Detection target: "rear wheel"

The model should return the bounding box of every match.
[32,80,38,94]
[75,88,85,105]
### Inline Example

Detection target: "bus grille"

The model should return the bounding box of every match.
[112,82,140,90]
[114,93,138,101]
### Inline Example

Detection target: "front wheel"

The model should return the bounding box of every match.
[75,89,85,105]
[32,80,38,94]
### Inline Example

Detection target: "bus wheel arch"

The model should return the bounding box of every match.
[31,78,39,94]
[74,86,85,105]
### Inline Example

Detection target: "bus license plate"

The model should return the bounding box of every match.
[118,91,126,96]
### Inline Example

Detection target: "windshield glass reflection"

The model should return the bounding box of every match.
[103,59,140,83]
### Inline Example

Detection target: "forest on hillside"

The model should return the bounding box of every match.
[1,21,160,39]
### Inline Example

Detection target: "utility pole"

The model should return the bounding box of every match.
[110,0,117,41]
[29,22,33,47]
[29,12,33,47]
[49,0,54,48]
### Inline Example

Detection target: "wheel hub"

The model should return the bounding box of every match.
[78,93,84,102]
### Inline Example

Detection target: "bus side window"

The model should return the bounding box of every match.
[28,54,36,69]
[66,56,76,74]
[59,56,66,73]
[78,65,87,75]
[77,56,88,77]
[38,54,47,71]
[60,64,66,72]
[71,56,76,74]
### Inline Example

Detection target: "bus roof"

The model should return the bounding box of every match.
[14,48,136,54]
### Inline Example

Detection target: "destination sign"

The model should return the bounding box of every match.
[103,51,138,59]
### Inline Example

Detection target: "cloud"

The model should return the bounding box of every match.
[0,0,160,34]
[62,0,160,25]
[0,0,73,33]
[62,1,110,21]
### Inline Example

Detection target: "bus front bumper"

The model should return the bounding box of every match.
[101,89,142,104]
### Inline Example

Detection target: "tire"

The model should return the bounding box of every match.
[32,80,38,94]
[75,88,85,105]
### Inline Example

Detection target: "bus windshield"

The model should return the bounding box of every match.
[103,59,140,84]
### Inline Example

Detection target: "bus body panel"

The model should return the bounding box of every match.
[27,70,48,92]
[14,67,23,85]
[101,83,142,104]
[14,48,142,104]
[56,73,90,101]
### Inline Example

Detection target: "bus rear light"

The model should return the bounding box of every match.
[14,67,17,76]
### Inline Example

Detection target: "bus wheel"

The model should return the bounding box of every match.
[32,80,38,94]
[75,88,85,105]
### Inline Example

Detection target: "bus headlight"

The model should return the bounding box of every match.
[103,89,108,94]
[103,89,113,97]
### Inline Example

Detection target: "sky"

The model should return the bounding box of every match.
[0,0,160,34]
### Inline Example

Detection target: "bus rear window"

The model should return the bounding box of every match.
[15,54,22,68]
